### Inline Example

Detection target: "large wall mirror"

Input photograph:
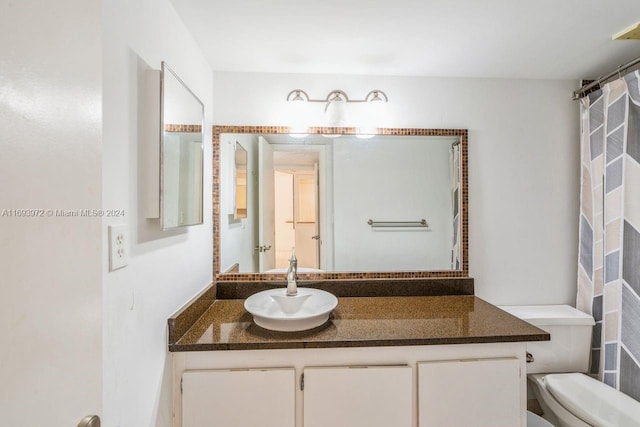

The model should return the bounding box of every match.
[214,126,468,280]
[160,62,204,230]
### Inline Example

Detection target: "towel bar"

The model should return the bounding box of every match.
[367,219,428,228]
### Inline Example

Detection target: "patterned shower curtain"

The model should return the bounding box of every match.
[577,70,640,402]
[450,142,460,270]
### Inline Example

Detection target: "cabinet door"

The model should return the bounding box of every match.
[418,357,521,427]
[182,368,295,427]
[303,365,412,427]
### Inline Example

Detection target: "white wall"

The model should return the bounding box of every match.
[333,136,453,271]
[213,72,580,305]
[102,1,213,426]
[0,1,102,425]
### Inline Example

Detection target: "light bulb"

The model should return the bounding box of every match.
[288,96,310,136]
[324,96,348,127]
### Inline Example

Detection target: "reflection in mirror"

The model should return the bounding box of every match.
[216,129,467,279]
[160,62,204,230]
[234,142,248,219]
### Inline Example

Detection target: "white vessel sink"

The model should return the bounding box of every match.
[244,288,338,332]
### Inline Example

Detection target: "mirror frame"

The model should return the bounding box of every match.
[160,62,205,230]
[213,125,468,281]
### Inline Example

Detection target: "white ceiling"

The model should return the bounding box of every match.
[170,0,640,80]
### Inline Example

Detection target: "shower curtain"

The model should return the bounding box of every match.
[577,70,640,401]
[450,142,460,270]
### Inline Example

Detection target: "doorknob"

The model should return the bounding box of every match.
[311,235,320,240]
[254,245,272,253]
[78,415,100,427]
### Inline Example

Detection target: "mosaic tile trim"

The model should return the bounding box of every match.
[165,124,202,133]
[215,278,475,299]
[212,125,469,282]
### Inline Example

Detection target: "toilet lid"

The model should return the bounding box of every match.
[545,373,640,427]
[526,411,553,427]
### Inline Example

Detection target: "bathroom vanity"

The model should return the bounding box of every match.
[168,280,548,427]
[167,126,548,426]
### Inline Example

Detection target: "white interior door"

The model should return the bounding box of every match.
[294,172,318,268]
[318,144,333,271]
[314,162,320,267]
[0,1,102,425]
[258,136,276,271]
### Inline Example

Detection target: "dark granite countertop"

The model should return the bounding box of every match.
[168,286,549,351]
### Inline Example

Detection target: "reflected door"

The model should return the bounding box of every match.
[258,137,275,271]
[294,171,319,268]
[314,162,320,267]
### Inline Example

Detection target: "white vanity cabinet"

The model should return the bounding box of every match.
[182,368,295,427]
[418,357,521,427]
[173,343,527,427]
[303,365,412,427]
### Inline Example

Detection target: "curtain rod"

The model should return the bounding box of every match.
[573,55,640,100]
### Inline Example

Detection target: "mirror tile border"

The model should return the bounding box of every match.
[213,126,469,281]
[165,124,202,132]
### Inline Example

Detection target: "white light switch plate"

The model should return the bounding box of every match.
[108,224,129,271]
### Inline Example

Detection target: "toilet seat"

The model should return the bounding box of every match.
[527,411,553,427]
[544,373,640,427]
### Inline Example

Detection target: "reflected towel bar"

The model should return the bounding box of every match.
[367,219,429,228]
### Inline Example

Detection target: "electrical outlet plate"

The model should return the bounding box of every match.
[108,224,129,271]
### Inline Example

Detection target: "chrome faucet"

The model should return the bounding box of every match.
[286,247,298,296]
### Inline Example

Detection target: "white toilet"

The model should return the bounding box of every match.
[500,305,640,427]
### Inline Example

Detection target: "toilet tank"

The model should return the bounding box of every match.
[499,305,595,374]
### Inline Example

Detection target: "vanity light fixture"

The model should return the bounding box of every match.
[286,89,389,133]
[287,89,310,137]
[285,89,389,104]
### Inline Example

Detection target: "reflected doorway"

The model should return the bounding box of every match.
[274,168,320,269]
[256,137,330,273]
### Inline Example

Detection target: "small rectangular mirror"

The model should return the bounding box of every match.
[160,62,204,230]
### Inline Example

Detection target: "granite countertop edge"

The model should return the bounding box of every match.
[168,332,549,352]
